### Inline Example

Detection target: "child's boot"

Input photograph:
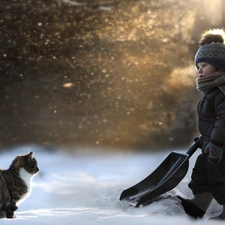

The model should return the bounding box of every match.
[178,192,213,219]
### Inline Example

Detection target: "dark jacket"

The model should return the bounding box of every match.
[197,87,225,146]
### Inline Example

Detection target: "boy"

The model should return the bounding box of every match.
[178,29,225,220]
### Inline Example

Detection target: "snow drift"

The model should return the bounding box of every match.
[0,146,223,224]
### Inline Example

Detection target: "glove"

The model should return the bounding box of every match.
[204,142,223,164]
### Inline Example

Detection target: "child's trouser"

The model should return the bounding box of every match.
[188,152,225,205]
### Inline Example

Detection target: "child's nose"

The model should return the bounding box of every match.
[198,67,203,73]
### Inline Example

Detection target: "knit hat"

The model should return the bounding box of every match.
[195,29,225,70]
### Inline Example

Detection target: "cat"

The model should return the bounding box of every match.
[0,151,39,219]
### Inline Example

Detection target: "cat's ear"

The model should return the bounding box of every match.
[28,152,34,161]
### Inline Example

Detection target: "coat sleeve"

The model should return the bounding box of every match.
[211,91,225,145]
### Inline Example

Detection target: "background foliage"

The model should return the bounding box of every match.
[1,0,225,150]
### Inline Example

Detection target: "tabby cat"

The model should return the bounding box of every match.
[0,151,39,219]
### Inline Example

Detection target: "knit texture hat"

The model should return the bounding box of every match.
[195,29,225,70]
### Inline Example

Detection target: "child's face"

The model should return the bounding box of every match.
[196,62,216,78]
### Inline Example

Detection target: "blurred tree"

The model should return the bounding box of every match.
[0,0,223,150]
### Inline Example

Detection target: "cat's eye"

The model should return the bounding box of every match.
[30,164,36,169]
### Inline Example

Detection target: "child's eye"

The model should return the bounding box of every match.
[203,63,210,68]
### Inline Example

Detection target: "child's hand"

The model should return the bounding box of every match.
[205,142,223,164]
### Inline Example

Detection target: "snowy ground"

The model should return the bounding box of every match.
[0,145,223,224]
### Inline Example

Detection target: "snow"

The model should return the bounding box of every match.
[0,146,223,224]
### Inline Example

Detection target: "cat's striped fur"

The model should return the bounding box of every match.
[0,152,39,218]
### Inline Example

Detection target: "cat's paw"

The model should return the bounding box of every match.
[6,212,15,219]
[10,204,18,212]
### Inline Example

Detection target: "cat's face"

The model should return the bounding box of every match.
[11,152,39,175]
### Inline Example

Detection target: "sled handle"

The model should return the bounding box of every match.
[186,135,203,159]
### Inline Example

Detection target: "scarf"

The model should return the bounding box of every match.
[196,71,225,95]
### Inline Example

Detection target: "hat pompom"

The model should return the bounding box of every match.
[199,29,225,46]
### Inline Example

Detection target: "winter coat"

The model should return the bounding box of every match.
[197,87,225,146]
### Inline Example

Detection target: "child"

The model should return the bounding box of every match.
[178,29,225,220]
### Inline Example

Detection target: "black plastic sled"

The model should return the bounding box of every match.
[120,135,203,207]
